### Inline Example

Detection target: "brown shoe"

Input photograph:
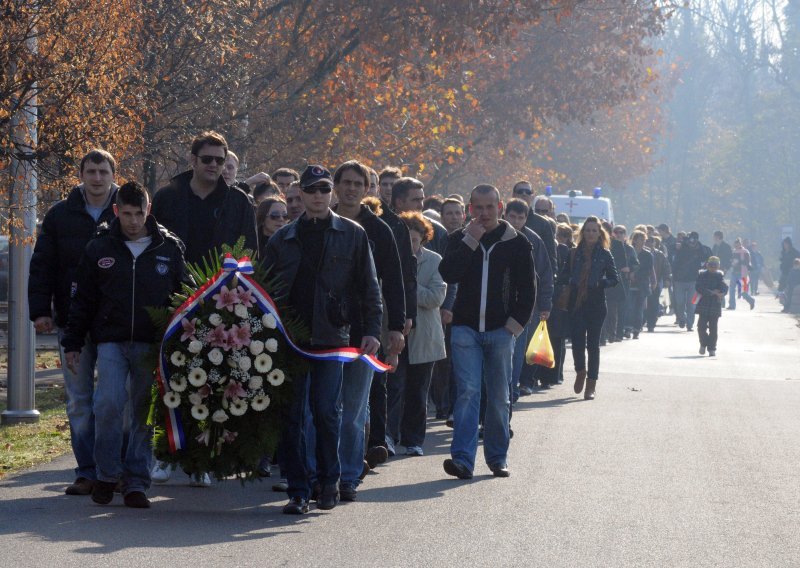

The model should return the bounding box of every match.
[573,370,587,394]
[65,477,95,496]
[584,379,597,400]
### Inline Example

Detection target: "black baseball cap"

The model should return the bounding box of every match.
[299,165,333,188]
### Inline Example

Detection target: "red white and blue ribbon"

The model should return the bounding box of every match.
[157,254,391,452]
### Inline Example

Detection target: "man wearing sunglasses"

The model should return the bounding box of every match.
[263,164,383,515]
[511,180,557,276]
[152,130,257,265]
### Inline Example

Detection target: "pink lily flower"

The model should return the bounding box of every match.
[196,430,211,446]
[224,380,247,400]
[198,385,211,398]
[228,323,252,349]
[237,287,255,308]
[206,324,229,350]
[222,429,238,443]
[212,285,239,312]
[180,318,198,342]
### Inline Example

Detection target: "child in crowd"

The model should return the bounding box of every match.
[694,256,728,357]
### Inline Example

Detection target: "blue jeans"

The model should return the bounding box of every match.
[673,281,696,328]
[728,276,754,309]
[282,360,343,500]
[58,329,98,481]
[450,326,514,473]
[511,321,533,403]
[339,359,374,487]
[94,342,153,494]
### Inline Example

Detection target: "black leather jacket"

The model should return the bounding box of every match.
[263,211,383,347]
[61,216,186,352]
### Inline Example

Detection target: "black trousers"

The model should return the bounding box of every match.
[697,314,719,350]
[534,336,566,386]
[430,324,452,415]
[367,368,387,449]
[570,303,607,381]
[645,285,662,330]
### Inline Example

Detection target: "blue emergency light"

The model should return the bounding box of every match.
[593,187,602,198]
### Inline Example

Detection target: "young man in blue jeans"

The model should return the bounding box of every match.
[62,181,186,508]
[439,184,535,479]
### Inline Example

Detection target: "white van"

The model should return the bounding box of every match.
[549,190,614,225]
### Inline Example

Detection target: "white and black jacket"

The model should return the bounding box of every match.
[439,220,535,336]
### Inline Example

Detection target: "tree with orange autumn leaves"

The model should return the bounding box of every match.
[2,0,674,213]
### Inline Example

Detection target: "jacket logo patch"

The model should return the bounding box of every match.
[98,257,115,269]
[156,262,169,275]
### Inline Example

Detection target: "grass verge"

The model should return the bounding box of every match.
[0,385,71,479]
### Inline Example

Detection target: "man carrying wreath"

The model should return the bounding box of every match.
[263,165,383,514]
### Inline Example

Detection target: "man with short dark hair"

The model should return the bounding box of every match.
[441,198,466,234]
[391,177,448,255]
[378,166,403,205]
[331,160,405,499]
[264,165,383,514]
[712,231,733,275]
[284,181,305,221]
[28,148,119,497]
[439,185,535,480]
[62,181,186,509]
[512,180,557,275]
[152,131,257,265]
[272,167,300,194]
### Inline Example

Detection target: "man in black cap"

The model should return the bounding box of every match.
[263,164,383,515]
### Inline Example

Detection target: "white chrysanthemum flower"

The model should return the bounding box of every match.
[187,340,203,354]
[170,351,186,367]
[238,356,252,372]
[262,314,277,329]
[265,338,279,353]
[229,398,248,416]
[191,404,209,420]
[169,375,187,392]
[163,392,181,408]
[208,348,223,366]
[267,368,285,386]
[188,367,208,387]
[251,394,270,412]
[254,353,273,373]
[249,340,264,356]
[234,304,249,319]
[212,409,229,423]
[188,392,203,406]
[209,313,223,326]
[248,376,263,390]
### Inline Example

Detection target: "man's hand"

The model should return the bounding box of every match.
[464,219,486,242]
[33,316,54,334]
[403,318,413,336]
[244,172,271,186]
[621,266,631,274]
[360,335,380,356]
[65,351,80,374]
[539,311,550,321]
[387,331,405,356]
[440,309,453,325]
[385,352,399,373]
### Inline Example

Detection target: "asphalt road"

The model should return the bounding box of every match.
[1,294,798,567]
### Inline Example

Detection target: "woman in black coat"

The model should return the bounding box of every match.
[558,216,619,400]
[779,237,800,292]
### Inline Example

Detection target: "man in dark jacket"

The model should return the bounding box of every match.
[62,181,185,509]
[439,184,535,480]
[511,180,557,275]
[331,160,405,500]
[263,165,383,515]
[606,225,639,342]
[391,177,449,256]
[672,231,707,331]
[28,149,118,497]
[151,131,257,265]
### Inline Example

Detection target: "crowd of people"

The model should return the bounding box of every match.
[26,130,791,514]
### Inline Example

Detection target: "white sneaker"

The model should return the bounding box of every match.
[189,472,211,487]
[406,446,424,456]
[151,461,174,483]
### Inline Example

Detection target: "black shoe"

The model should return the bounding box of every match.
[647,327,655,333]
[256,457,271,478]
[339,484,357,502]
[272,479,288,492]
[91,480,116,505]
[632,331,639,339]
[123,491,151,508]
[686,327,693,332]
[360,460,370,480]
[599,339,607,346]
[443,458,473,480]
[317,484,339,510]
[445,416,454,428]
[623,330,631,339]
[365,445,388,469]
[489,464,510,478]
[310,481,322,502]
[282,497,309,515]
[65,477,94,496]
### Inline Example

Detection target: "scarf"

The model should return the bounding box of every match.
[574,243,593,310]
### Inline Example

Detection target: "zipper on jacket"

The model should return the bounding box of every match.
[130,257,137,341]
[478,243,500,332]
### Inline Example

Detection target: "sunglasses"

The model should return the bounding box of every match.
[198,155,225,165]
[301,184,332,194]
[269,213,289,220]
[534,208,550,214]
[514,188,533,196]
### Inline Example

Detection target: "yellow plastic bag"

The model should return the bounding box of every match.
[525,320,555,368]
